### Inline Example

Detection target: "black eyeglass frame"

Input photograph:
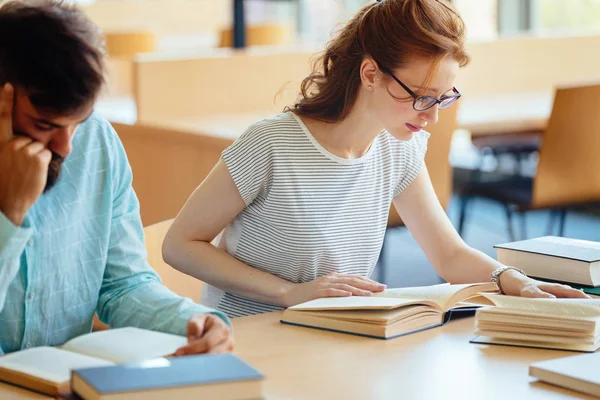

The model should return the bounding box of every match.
[381,68,462,111]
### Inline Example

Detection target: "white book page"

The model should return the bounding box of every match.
[62,327,188,364]
[482,294,600,318]
[374,283,452,304]
[0,347,113,384]
[288,296,435,311]
[374,283,494,308]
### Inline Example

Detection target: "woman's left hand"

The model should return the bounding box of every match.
[499,269,591,299]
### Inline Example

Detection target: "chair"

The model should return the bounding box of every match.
[457,84,600,241]
[104,31,156,58]
[380,104,459,282]
[386,103,459,227]
[143,219,204,302]
[112,122,233,226]
[218,23,294,47]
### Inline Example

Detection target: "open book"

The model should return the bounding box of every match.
[0,327,187,397]
[280,282,499,339]
[472,294,600,352]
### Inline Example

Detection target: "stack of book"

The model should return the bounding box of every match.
[472,293,600,352]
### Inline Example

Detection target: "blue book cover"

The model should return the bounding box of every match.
[71,353,263,395]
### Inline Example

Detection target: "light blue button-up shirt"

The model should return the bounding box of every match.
[0,113,228,354]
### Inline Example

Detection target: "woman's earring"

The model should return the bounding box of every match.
[368,85,373,90]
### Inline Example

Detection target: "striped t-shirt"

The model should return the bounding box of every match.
[201,112,429,317]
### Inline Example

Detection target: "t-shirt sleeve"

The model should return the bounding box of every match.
[393,130,430,197]
[221,122,273,206]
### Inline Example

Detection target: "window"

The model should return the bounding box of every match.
[532,0,600,34]
[453,0,499,40]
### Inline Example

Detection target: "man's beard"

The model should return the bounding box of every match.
[45,152,64,193]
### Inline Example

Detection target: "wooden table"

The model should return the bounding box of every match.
[139,92,553,141]
[0,311,593,399]
[458,92,552,137]
[229,312,590,400]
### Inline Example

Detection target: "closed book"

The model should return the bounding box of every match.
[472,294,600,352]
[281,282,498,339]
[529,353,600,397]
[494,236,600,286]
[71,353,264,400]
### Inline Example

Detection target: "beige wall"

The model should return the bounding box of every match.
[134,46,317,123]
[457,34,600,96]
[128,34,600,122]
[81,0,229,36]
[104,57,133,98]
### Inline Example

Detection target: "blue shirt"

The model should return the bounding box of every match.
[0,113,228,354]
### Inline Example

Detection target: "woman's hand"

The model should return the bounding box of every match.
[281,273,386,307]
[499,270,591,299]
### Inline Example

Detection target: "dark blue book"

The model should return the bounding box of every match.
[71,354,263,400]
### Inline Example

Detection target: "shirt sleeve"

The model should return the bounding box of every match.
[393,130,430,197]
[0,211,33,313]
[221,121,274,206]
[96,120,230,336]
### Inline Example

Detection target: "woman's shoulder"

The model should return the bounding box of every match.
[244,111,303,136]
[234,111,306,149]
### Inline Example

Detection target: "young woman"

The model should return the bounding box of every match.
[163,0,588,318]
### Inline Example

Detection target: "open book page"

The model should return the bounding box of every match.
[0,347,113,384]
[374,282,498,310]
[288,283,498,312]
[481,294,600,318]
[287,296,438,311]
[61,327,188,364]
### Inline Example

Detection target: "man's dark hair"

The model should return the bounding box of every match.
[0,0,105,115]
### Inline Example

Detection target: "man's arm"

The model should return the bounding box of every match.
[0,83,47,313]
[0,211,32,313]
[96,122,229,337]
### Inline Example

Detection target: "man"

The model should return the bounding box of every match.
[0,0,233,355]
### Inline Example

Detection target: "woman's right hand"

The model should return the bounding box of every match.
[281,273,387,307]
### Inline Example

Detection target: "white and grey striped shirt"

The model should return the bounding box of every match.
[201,112,429,317]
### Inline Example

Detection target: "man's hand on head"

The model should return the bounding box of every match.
[175,314,234,356]
[0,83,52,226]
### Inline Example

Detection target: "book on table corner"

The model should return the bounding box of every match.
[0,327,188,397]
[494,236,600,286]
[529,352,600,398]
[71,353,264,400]
[471,293,600,352]
[280,282,499,339]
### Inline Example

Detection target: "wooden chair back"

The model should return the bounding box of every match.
[105,31,156,58]
[144,219,203,301]
[218,23,294,47]
[112,122,233,226]
[388,104,459,227]
[532,84,600,208]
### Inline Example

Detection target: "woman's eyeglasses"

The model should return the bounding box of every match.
[381,68,461,111]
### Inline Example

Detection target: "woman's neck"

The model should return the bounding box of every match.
[300,103,383,160]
